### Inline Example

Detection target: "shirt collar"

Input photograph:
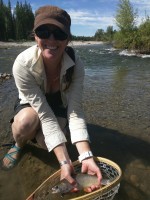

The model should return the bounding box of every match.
[32,46,75,76]
[61,50,75,75]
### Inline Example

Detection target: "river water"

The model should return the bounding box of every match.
[0,43,150,200]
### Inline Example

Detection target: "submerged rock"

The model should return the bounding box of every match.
[0,73,13,84]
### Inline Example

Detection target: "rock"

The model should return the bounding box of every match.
[0,73,13,84]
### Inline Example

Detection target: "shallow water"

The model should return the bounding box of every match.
[0,44,150,200]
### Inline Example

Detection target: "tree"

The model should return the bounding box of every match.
[14,1,34,40]
[106,26,114,41]
[115,0,137,32]
[114,0,138,49]
[0,0,6,40]
[137,17,150,53]
[94,29,105,41]
[5,0,15,40]
[0,0,34,41]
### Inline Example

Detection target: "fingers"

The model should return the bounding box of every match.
[82,159,102,179]
[96,169,102,184]
[70,187,79,193]
[66,175,76,186]
[60,174,79,193]
[81,162,88,174]
[67,177,79,193]
[84,184,100,193]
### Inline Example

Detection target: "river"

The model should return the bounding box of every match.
[0,43,150,200]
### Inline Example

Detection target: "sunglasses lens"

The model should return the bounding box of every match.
[53,29,68,40]
[35,29,50,39]
[35,26,68,40]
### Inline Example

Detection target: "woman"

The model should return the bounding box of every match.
[2,5,102,192]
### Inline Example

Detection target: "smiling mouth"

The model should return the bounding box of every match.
[46,45,58,50]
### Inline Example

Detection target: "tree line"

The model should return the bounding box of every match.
[94,0,150,54]
[114,0,150,54]
[0,0,34,41]
[1,0,150,53]
[0,0,116,42]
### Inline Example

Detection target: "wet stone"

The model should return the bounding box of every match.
[0,73,13,84]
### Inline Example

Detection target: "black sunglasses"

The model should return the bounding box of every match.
[35,27,68,41]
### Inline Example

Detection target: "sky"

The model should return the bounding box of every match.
[3,0,150,36]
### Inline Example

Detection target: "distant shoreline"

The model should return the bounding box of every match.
[0,40,104,48]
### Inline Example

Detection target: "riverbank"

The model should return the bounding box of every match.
[0,43,149,200]
[0,78,150,200]
[0,40,104,48]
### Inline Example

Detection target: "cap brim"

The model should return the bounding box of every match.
[33,19,69,35]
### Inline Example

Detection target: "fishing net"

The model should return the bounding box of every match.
[71,157,122,200]
[26,157,122,200]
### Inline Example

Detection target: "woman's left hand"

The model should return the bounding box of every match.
[81,157,102,193]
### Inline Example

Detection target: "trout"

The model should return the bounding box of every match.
[51,173,111,194]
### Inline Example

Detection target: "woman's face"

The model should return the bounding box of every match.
[35,24,69,62]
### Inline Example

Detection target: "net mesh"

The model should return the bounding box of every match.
[27,157,122,200]
[71,159,121,200]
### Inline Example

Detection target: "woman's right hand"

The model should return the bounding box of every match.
[60,163,79,192]
[53,143,78,191]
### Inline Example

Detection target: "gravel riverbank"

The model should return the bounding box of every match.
[0,42,149,200]
[0,77,149,200]
[0,40,104,48]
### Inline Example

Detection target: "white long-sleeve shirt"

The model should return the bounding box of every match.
[13,45,90,152]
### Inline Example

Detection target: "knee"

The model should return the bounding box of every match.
[13,111,39,134]
[14,117,31,133]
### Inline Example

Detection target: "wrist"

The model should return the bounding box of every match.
[59,160,71,167]
[78,151,93,163]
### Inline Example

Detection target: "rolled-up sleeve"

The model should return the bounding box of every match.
[67,55,90,144]
[13,58,67,152]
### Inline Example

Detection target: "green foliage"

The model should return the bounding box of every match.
[0,0,34,41]
[115,0,137,32]
[114,0,150,53]
[72,35,94,41]
[5,0,15,40]
[94,29,105,41]
[14,1,34,40]
[0,0,150,54]
[114,29,135,49]
[135,17,150,53]
[114,0,137,49]
[106,26,115,42]
[94,26,116,42]
[0,0,8,40]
